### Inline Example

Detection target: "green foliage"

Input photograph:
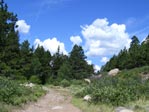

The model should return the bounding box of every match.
[0,77,46,105]
[33,46,52,84]
[102,35,149,71]
[69,45,94,79]
[58,61,73,80]
[0,0,20,77]
[30,75,41,84]
[50,47,68,80]
[19,40,33,80]
[76,66,149,106]
[71,79,86,86]
[0,0,93,84]
[60,79,70,87]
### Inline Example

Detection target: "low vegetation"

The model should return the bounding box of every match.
[75,66,149,105]
[0,77,46,112]
[72,66,149,111]
[72,97,114,112]
[72,97,149,112]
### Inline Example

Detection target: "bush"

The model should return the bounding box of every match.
[71,79,86,86]
[75,66,149,106]
[30,75,41,84]
[60,79,70,87]
[0,77,46,105]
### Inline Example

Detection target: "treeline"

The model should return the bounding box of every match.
[102,35,149,71]
[0,1,94,84]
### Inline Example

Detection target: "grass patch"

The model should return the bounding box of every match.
[0,77,46,111]
[72,96,149,112]
[72,97,114,112]
[0,102,10,112]
[70,66,149,111]
[74,66,149,106]
[127,99,149,112]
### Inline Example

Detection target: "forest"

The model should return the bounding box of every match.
[1,0,149,85]
[0,0,94,85]
[102,35,149,71]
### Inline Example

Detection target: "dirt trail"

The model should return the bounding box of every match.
[13,88,82,112]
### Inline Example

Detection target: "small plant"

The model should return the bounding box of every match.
[60,79,70,87]
[30,75,41,84]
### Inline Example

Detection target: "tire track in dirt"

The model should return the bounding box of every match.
[13,88,82,112]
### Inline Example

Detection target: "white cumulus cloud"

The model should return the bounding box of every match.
[34,37,68,55]
[86,59,92,65]
[70,35,82,45]
[94,65,101,72]
[16,20,30,34]
[81,18,131,57]
[101,57,109,63]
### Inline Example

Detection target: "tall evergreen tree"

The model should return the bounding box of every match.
[141,35,149,65]
[34,46,52,84]
[102,35,149,71]
[19,40,33,79]
[129,36,141,68]
[57,61,73,80]
[0,0,20,77]
[50,46,67,79]
[117,47,129,69]
[69,45,93,79]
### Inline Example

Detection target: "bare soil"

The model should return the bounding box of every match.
[13,87,82,112]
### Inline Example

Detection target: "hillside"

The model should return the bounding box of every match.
[72,66,149,112]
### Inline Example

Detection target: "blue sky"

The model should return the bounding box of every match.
[5,0,149,71]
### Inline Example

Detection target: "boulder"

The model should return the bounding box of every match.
[141,72,149,81]
[115,107,133,112]
[25,83,35,87]
[108,68,119,76]
[20,83,35,88]
[84,78,91,84]
[83,95,91,101]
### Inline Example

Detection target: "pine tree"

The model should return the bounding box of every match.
[69,45,93,79]
[50,46,67,79]
[58,61,73,80]
[0,0,20,77]
[34,46,52,84]
[19,40,33,79]
[102,35,149,71]
[129,36,141,68]
[117,47,129,69]
[141,35,149,65]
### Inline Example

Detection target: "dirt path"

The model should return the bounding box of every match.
[13,88,82,112]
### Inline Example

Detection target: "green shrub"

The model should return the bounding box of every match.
[61,79,70,87]
[71,79,86,86]
[30,75,41,84]
[0,77,46,105]
[75,66,149,106]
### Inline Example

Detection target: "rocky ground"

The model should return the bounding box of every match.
[13,88,82,112]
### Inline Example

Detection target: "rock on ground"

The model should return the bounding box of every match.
[115,107,134,112]
[108,68,119,76]
[83,95,91,101]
